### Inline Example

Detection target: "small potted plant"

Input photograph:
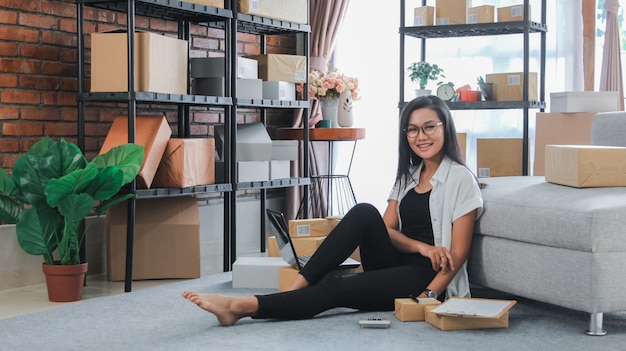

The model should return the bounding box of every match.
[407,61,445,97]
[0,137,144,302]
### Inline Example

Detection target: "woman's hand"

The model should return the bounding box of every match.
[423,245,455,273]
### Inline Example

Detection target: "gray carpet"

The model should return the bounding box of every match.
[2,272,625,350]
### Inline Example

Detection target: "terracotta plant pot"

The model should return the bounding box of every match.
[42,262,88,302]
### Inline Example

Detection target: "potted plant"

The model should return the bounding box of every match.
[0,136,144,302]
[407,61,445,97]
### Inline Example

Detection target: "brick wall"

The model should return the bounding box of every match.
[0,0,296,170]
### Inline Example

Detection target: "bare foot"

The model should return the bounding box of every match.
[285,273,309,291]
[181,291,258,326]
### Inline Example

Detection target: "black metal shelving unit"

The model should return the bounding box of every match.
[76,0,310,290]
[399,0,547,175]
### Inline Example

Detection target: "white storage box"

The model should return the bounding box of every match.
[192,77,262,99]
[232,257,290,288]
[271,140,298,160]
[270,160,290,179]
[214,160,270,182]
[550,91,620,113]
[190,57,258,79]
[262,81,296,100]
[214,123,273,161]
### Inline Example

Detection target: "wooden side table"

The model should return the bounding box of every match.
[275,128,366,217]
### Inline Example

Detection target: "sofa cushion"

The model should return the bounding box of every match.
[475,176,626,252]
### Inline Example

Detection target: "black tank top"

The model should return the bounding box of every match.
[399,189,434,246]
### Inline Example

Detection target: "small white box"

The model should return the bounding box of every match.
[262,81,296,100]
[270,160,290,179]
[550,91,620,113]
[232,257,290,288]
[238,161,270,182]
[190,56,258,79]
[214,123,273,161]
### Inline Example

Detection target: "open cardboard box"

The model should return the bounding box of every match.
[425,298,516,330]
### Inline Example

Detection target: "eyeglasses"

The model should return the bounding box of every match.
[403,122,443,138]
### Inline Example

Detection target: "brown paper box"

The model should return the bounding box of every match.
[425,298,516,330]
[413,6,435,26]
[457,132,466,161]
[278,266,359,292]
[106,197,200,281]
[533,112,595,176]
[394,298,441,322]
[152,138,215,188]
[182,0,224,8]
[99,115,172,189]
[268,235,325,257]
[247,54,307,83]
[477,138,524,177]
[545,145,626,188]
[238,0,308,24]
[435,0,467,25]
[288,218,333,237]
[497,5,530,22]
[485,72,538,101]
[91,31,188,95]
[467,5,494,24]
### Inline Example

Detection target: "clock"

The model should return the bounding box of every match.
[436,83,455,101]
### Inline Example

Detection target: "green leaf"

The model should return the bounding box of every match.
[0,195,24,224]
[94,193,135,215]
[85,166,125,201]
[92,144,144,185]
[45,164,98,207]
[0,169,18,197]
[57,193,95,222]
[15,207,59,258]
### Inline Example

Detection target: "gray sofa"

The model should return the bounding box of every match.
[468,112,626,335]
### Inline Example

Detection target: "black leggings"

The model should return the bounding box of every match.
[255,203,438,320]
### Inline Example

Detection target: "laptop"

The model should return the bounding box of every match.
[266,208,360,271]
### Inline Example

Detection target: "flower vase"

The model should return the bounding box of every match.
[320,97,339,128]
[337,90,354,127]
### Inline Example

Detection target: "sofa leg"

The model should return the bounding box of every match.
[585,313,607,336]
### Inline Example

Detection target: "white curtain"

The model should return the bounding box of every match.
[333,0,584,212]
[599,0,625,110]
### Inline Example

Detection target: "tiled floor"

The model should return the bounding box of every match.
[0,274,187,320]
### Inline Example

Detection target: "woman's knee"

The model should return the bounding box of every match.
[347,203,379,217]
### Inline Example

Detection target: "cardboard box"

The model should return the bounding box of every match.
[106,196,200,281]
[99,115,172,189]
[182,0,224,8]
[425,298,516,330]
[545,145,626,188]
[533,112,596,176]
[457,132,467,161]
[394,298,441,322]
[550,91,620,113]
[232,257,290,288]
[278,265,359,292]
[192,77,263,99]
[190,57,258,79]
[91,31,188,95]
[247,54,307,83]
[288,218,336,237]
[477,138,524,177]
[152,138,215,188]
[262,81,296,100]
[413,6,435,26]
[268,235,326,257]
[238,0,308,24]
[214,123,273,161]
[467,5,494,24]
[485,72,538,101]
[497,4,530,22]
[435,0,467,25]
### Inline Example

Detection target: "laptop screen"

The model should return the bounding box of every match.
[266,209,299,267]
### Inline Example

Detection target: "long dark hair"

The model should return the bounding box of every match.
[395,95,467,185]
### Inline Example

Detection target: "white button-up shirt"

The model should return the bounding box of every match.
[388,156,483,298]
